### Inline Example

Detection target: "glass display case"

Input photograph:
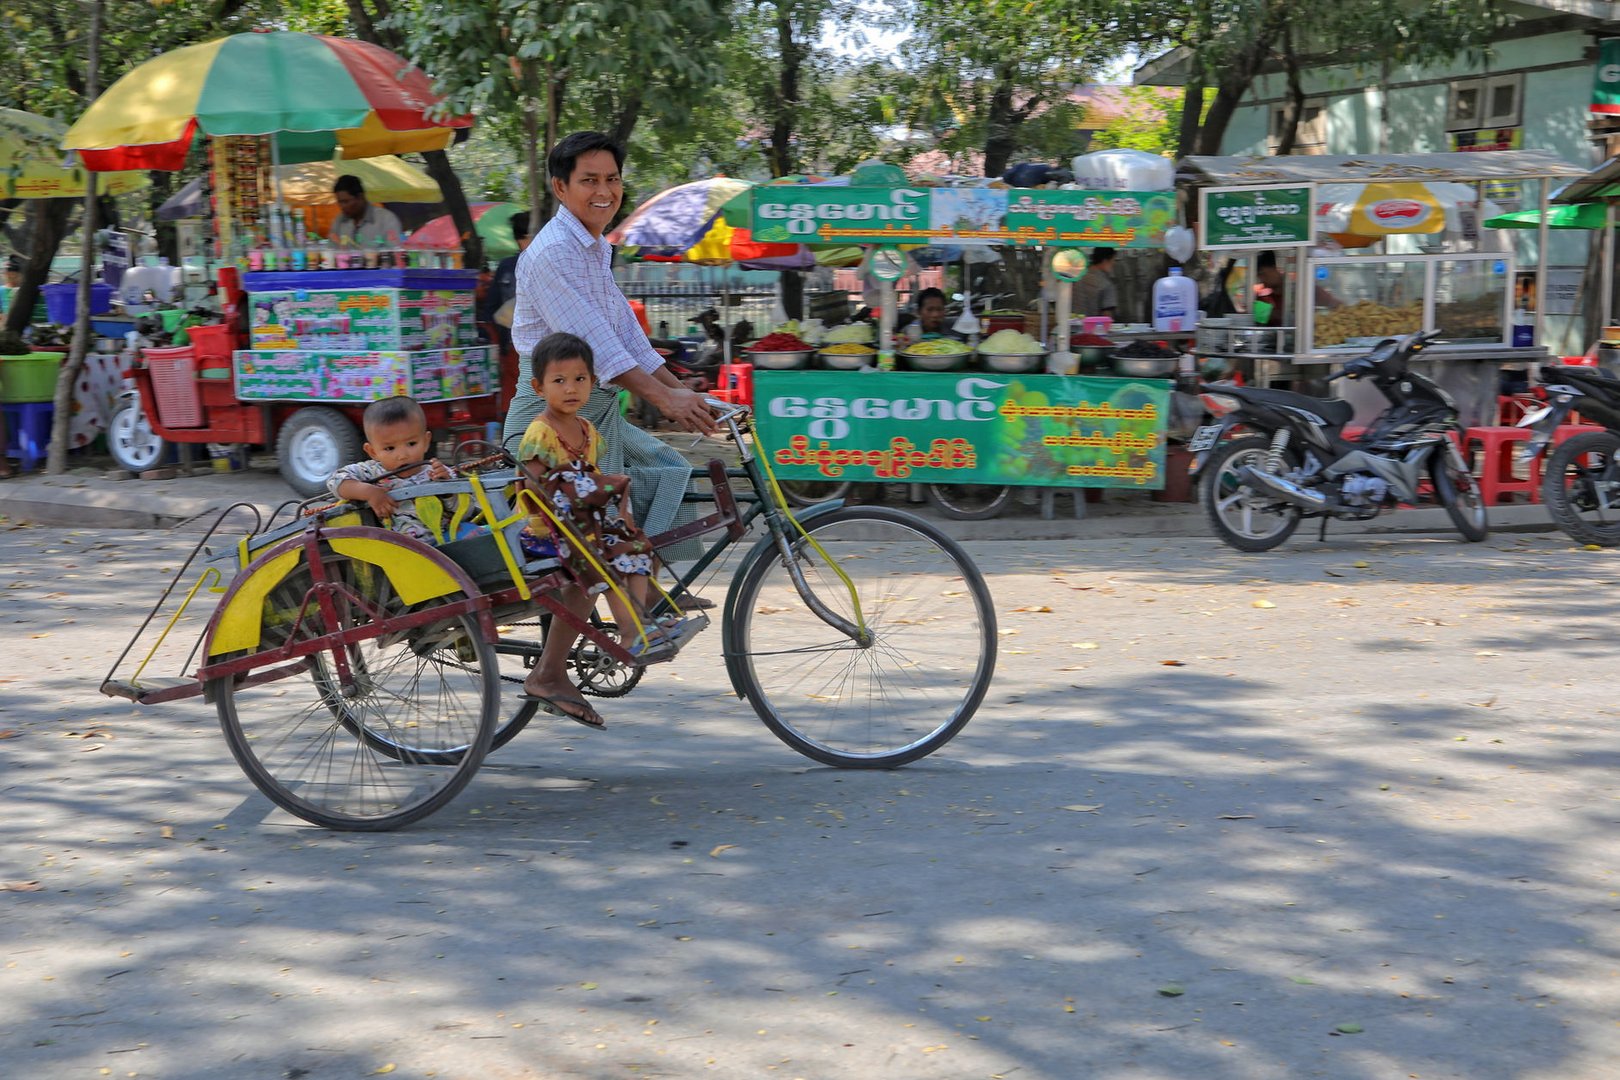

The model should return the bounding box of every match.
[1305,253,1512,351]
[1310,260,1425,348]
[1432,259,1508,344]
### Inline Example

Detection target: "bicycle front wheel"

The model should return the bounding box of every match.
[727,506,996,767]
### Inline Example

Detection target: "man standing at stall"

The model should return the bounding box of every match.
[330,175,404,247]
[505,130,717,728]
[1073,246,1118,320]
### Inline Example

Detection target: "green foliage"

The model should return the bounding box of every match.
[1087,87,1183,156]
[1,0,295,117]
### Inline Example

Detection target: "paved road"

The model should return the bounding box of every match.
[3,521,1619,1079]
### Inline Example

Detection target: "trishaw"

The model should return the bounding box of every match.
[100,402,997,831]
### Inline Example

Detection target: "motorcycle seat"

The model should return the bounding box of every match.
[1551,365,1620,386]
[1228,386,1355,428]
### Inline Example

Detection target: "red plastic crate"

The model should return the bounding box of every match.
[143,345,203,428]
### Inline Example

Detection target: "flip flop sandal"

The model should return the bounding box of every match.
[520,692,606,730]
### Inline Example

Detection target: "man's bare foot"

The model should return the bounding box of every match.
[519,675,605,729]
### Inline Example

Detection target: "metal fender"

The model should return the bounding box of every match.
[720,499,846,700]
[202,526,487,659]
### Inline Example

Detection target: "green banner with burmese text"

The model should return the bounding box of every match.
[753,370,1170,489]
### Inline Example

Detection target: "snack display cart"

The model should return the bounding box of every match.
[745,179,1186,500]
[1184,151,1588,427]
[59,32,499,493]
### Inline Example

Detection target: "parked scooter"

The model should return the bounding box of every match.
[1518,363,1620,545]
[1190,329,1488,551]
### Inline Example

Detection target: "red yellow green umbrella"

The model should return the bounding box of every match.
[61,31,470,172]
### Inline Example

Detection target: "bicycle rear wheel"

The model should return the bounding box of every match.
[212,548,498,831]
[726,506,995,767]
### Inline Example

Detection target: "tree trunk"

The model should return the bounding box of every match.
[1191,6,1288,156]
[1274,23,1305,156]
[770,7,801,178]
[422,149,483,269]
[4,199,73,337]
[49,0,103,475]
[1176,69,1205,160]
[150,171,179,264]
[610,89,643,150]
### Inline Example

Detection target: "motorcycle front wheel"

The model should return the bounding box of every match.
[1541,429,1620,546]
[1199,435,1303,552]
[1431,444,1489,542]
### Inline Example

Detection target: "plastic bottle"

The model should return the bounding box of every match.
[1151,267,1199,333]
[1511,305,1534,348]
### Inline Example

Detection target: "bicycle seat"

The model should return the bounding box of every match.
[1226,385,1355,428]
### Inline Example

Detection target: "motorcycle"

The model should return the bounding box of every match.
[1188,329,1489,552]
[1517,363,1620,546]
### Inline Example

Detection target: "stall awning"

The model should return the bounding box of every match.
[1178,150,1586,186]
[1554,155,1620,204]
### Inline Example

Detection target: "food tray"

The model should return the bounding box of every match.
[977,351,1046,374]
[747,349,813,370]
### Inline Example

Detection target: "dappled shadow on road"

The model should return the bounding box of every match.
[4,527,1620,1078]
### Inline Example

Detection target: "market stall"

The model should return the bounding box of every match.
[58,31,498,493]
[1184,151,1588,427]
[743,175,1185,497]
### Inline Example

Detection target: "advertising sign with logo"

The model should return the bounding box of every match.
[1451,127,1523,153]
[1594,38,1620,117]
[1200,185,1314,248]
[750,187,1174,248]
[233,345,494,403]
[1346,183,1445,236]
[752,370,1169,489]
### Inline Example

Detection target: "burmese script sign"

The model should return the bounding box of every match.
[752,371,1170,489]
[1200,185,1315,248]
[749,186,1176,248]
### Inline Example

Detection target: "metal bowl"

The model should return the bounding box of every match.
[977,351,1046,374]
[1110,354,1178,378]
[1077,344,1113,371]
[899,350,974,372]
[817,349,876,370]
[747,349,814,370]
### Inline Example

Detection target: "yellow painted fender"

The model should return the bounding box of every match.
[203,526,484,659]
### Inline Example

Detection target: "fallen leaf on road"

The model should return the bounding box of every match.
[709,844,737,858]
[1218,814,1255,820]
[1160,660,1186,667]
[1353,560,1370,569]
[1060,804,1103,813]
[0,730,18,740]
[1252,600,1275,609]
[1333,1022,1363,1035]
[1,881,42,892]
[372,1066,396,1076]
[1158,984,1185,997]
[1071,642,1099,650]
[1011,605,1053,613]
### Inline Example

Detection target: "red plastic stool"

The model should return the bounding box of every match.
[717,362,754,406]
[1464,426,1538,505]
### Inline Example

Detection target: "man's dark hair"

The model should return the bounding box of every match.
[333,174,366,199]
[915,286,946,308]
[1089,247,1117,267]
[531,331,596,382]
[510,211,532,242]
[1257,250,1278,269]
[547,132,625,186]
[363,395,424,433]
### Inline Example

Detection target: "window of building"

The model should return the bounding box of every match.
[1447,74,1522,131]
[1268,99,1327,154]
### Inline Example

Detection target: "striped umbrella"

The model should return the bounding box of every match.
[609,177,753,254]
[61,31,470,172]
